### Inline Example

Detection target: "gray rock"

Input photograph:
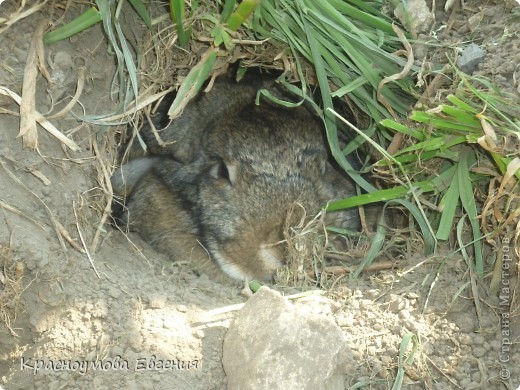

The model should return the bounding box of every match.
[394,0,434,35]
[222,287,351,390]
[457,43,486,74]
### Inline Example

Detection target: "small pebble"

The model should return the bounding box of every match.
[398,310,412,320]
[148,294,166,309]
[364,289,379,300]
[472,334,486,345]
[471,371,481,382]
[458,334,472,345]
[472,346,487,358]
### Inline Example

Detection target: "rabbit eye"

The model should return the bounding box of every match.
[210,160,235,185]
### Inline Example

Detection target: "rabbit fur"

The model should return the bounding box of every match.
[112,71,360,283]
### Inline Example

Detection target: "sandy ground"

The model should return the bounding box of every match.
[0,1,519,389]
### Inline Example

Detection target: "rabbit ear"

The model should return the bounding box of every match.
[112,157,159,197]
[209,160,237,185]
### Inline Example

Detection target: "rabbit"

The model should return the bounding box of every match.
[112,70,361,283]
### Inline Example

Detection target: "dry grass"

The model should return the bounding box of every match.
[0,244,24,338]
[276,203,403,289]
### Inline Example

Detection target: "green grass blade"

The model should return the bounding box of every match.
[220,0,236,23]
[342,125,376,156]
[326,180,436,210]
[380,119,425,141]
[227,0,260,31]
[313,0,395,35]
[44,7,102,45]
[440,105,481,127]
[345,0,393,21]
[257,89,303,108]
[255,0,416,121]
[302,10,374,193]
[455,69,520,133]
[446,94,479,113]
[327,165,455,210]
[457,148,484,274]
[393,135,467,156]
[392,199,436,254]
[392,333,419,390]
[114,22,139,104]
[331,76,368,97]
[277,81,320,112]
[127,0,151,29]
[410,112,482,133]
[95,0,138,109]
[97,0,124,101]
[170,0,191,46]
[350,218,386,279]
[167,48,218,118]
[382,149,459,165]
[436,171,460,240]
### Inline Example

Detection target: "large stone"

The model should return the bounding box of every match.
[394,0,434,35]
[222,287,351,390]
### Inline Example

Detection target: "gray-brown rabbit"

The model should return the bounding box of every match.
[112,70,360,283]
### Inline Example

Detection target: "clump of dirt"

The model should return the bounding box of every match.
[0,1,518,389]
